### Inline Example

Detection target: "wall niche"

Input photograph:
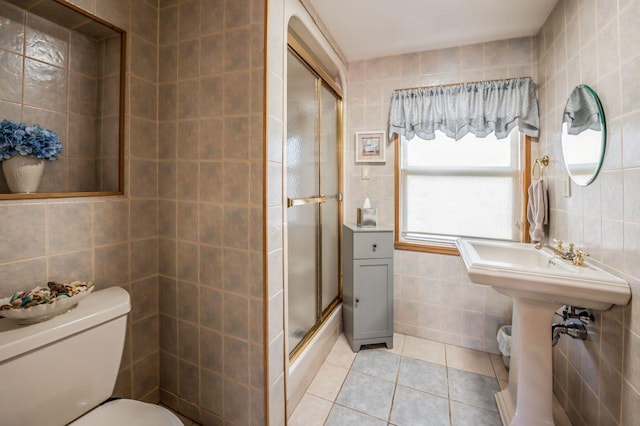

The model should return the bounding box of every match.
[0,0,125,199]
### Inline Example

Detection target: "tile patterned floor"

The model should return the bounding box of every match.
[289,333,509,426]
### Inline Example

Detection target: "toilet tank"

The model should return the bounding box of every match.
[0,287,131,426]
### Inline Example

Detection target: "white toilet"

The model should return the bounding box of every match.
[0,287,183,426]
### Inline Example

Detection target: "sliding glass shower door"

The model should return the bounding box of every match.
[286,46,342,356]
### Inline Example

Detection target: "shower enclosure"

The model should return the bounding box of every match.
[286,43,342,357]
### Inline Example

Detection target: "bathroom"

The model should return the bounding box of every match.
[0,0,639,424]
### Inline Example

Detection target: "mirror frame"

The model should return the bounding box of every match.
[560,84,606,187]
[0,0,126,200]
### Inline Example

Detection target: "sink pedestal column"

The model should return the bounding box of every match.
[495,298,558,426]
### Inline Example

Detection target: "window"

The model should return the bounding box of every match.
[396,129,530,254]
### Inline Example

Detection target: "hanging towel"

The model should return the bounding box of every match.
[527,179,548,242]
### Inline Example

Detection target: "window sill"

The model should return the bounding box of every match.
[394,240,460,256]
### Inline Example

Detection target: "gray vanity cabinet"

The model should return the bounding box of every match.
[343,224,394,352]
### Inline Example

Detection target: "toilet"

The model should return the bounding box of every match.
[0,287,183,426]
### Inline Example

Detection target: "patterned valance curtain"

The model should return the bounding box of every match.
[388,77,540,141]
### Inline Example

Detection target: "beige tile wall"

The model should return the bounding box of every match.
[0,0,161,408]
[345,38,537,353]
[157,0,266,424]
[1,1,274,425]
[0,0,121,193]
[537,1,640,424]
[96,34,123,192]
[265,0,286,424]
[265,0,355,421]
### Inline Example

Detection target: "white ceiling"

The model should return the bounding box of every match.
[307,0,559,62]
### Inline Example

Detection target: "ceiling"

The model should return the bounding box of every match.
[307,0,559,62]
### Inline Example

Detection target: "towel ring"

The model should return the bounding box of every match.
[532,155,549,180]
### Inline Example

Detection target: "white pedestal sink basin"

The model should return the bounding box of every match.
[456,239,630,426]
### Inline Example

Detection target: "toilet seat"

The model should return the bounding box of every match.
[69,399,184,426]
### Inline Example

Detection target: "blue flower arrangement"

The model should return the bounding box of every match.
[0,119,63,161]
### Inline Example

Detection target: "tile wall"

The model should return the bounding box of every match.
[15,0,640,425]
[1,0,271,424]
[0,0,161,406]
[345,38,537,354]
[0,0,121,193]
[96,34,123,192]
[537,0,640,424]
[264,0,352,421]
[156,0,266,424]
[265,0,287,424]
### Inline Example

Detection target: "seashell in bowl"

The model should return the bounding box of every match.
[0,281,94,325]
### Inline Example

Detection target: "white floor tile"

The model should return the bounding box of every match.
[389,332,406,355]
[307,361,350,401]
[445,344,495,377]
[325,334,357,368]
[402,335,446,365]
[288,393,333,426]
[490,353,509,381]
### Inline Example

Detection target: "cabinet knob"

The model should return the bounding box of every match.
[372,243,377,252]
[355,298,359,306]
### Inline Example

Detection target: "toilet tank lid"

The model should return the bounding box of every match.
[0,287,130,363]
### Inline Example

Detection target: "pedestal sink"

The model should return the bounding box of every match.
[456,239,630,426]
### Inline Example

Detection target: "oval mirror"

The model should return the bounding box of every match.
[561,85,606,186]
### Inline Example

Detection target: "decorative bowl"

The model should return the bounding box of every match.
[0,284,94,325]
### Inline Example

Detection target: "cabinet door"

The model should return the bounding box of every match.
[353,258,393,339]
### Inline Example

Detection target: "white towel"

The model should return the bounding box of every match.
[527,179,548,242]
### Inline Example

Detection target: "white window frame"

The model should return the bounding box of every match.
[394,131,531,255]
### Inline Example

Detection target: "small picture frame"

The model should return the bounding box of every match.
[355,131,386,163]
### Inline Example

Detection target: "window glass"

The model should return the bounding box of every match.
[406,132,512,168]
[398,129,525,250]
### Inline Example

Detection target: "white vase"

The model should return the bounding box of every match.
[2,155,46,193]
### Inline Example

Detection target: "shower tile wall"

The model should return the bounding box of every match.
[157,0,266,423]
[0,0,120,193]
[0,0,161,405]
[345,38,538,353]
[264,0,286,424]
[537,0,640,424]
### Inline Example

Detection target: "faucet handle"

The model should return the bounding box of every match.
[573,248,590,266]
[553,239,564,251]
[576,248,589,257]
[568,243,575,254]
